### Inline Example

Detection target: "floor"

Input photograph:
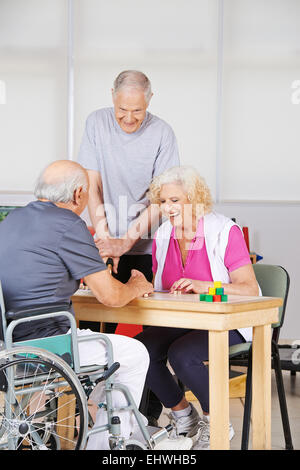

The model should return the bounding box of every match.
[1,356,299,450]
[158,368,300,450]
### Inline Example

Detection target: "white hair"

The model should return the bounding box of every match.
[113,70,152,102]
[34,165,88,203]
[147,166,213,215]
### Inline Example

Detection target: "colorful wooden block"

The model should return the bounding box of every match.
[216,287,224,295]
[214,281,222,288]
[200,292,227,302]
[208,288,216,295]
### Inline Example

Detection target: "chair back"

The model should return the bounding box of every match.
[253,264,290,342]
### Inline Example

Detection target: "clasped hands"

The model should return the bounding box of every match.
[170,278,210,294]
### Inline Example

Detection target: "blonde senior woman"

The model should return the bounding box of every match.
[135,166,260,450]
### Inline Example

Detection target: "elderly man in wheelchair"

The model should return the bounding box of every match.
[0,160,192,451]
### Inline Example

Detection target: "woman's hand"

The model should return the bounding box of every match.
[169,265,259,296]
[170,278,209,294]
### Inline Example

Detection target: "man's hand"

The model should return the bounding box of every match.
[95,237,131,258]
[127,269,154,298]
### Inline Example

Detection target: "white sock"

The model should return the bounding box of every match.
[172,404,192,419]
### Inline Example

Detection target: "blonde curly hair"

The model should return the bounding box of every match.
[147,166,213,216]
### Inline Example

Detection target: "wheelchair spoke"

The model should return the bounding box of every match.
[0,349,87,450]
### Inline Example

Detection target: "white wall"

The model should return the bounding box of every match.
[221,0,300,201]
[0,0,299,339]
[73,0,219,195]
[0,0,68,191]
[1,0,299,200]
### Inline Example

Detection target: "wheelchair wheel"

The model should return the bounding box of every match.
[0,347,88,450]
[17,427,60,450]
[125,439,148,450]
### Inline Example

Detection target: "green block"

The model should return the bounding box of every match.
[216,287,224,295]
[205,295,214,302]
[200,294,206,301]
[221,295,228,302]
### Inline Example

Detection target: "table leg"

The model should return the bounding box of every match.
[209,330,230,450]
[252,324,272,449]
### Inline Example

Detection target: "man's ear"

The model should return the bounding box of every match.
[73,186,83,206]
[146,92,153,108]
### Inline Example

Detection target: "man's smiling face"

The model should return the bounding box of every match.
[113,88,149,134]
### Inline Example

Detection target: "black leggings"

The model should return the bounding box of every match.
[135,327,244,413]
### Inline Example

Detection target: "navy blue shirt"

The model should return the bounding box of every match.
[0,201,106,341]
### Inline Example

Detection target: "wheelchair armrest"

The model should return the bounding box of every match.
[5,303,71,322]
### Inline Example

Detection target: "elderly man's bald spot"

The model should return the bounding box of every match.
[42,160,88,185]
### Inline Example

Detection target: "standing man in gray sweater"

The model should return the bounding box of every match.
[78,70,179,279]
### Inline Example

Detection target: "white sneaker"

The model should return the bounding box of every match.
[192,415,235,450]
[168,402,200,438]
[154,435,193,450]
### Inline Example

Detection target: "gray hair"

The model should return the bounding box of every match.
[113,70,152,102]
[34,165,88,203]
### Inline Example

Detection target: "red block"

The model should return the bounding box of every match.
[213,295,221,302]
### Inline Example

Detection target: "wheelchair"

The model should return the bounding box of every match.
[0,282,170,450]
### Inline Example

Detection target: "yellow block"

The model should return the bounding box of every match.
[214,281,222,288]
[208,288,216,295]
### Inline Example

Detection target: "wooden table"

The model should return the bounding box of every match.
[72,291,281,450]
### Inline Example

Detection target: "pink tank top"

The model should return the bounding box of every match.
[152,218,251,290]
